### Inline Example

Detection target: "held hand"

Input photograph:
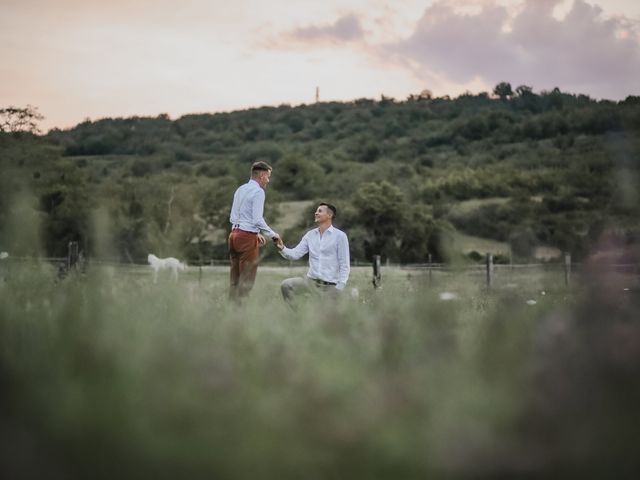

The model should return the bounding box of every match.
[273,236,284,250]
[257,233,267,247]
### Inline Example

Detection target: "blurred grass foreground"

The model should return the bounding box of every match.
[1,263,639,479]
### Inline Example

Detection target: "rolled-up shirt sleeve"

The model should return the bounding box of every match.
[279,234,309,261]
[336,232,350,290]
[252,188,277,238]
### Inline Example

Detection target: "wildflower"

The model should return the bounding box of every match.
[439,292,458,301]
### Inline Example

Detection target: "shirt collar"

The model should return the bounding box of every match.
[316,225,335,234]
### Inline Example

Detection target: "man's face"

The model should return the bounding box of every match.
[314,205,332,224]
[257,170,271,189]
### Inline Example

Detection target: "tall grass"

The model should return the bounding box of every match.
[1,263,639,479]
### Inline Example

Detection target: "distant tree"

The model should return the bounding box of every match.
[359,143,381,162]
[457,115,489,141]
[274,156,324,199]
[546,87,564,110]
[199,176,237,231]
[239,142,283,165]
[515,85,533,96]
[39,164,92,256]
[0,105,44,134]
[419,89,433,100]
[513,85,541,112]
[397,206,454,263]
[130,158,155,177]
[407,89,433,101]
[493,82,513,101]
[379,94,396,106]
[622,95,640,106]
[351,181,407,261]
[509,227,537,259]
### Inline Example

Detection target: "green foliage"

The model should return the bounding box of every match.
[38,163,91,257]
[272,156,324,199]
[345,182,454,262]
[508,226,538,260]
[350,181,407,260]
[493,81,513,100]
[2,86,639,262]
[0,189,43,256]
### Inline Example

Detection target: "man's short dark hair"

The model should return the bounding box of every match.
[319,202,337,218]
[251,161,272,175]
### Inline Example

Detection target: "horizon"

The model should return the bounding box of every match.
[34,84,636,135]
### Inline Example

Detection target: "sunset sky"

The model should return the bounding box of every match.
[2,0,639,131]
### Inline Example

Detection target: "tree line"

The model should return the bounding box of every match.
[1,84,639,263]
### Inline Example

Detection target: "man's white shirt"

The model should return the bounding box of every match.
[229,179,276,237]
[279,225,350,290]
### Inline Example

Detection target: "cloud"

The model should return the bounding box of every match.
[270,13,365,47]
[383,0,640,99]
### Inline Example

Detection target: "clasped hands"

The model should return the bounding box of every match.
[272,234,284,250]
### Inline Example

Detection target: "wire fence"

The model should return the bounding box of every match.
[398,260,640,292]
[2,251,639,292]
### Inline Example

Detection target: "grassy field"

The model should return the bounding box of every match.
[1,261,639,479]
[451,231,511,256]
[446,197,511,216]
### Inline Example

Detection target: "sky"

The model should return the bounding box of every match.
[2,0,639,131]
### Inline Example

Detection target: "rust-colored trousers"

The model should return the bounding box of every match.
[228,229,259,301]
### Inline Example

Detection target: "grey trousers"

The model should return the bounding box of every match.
[280,276,340,305]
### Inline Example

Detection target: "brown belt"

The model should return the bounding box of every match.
[232,228,257,235]
[311,278,336,286]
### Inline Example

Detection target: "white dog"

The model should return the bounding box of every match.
[148,254,186,283]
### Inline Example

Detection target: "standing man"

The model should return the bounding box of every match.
[275,203,350,306]
[228,161,280,301]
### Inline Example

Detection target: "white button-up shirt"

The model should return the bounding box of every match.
[229,179,277,237]
[279,225,350,290]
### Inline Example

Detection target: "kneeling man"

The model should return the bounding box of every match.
[275,203,350,305]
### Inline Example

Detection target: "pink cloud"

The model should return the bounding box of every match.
[385,0,640,98]
[264,1,640,99]
[285,13,365,45]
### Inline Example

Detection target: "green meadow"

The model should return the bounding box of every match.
[1,261,638,479]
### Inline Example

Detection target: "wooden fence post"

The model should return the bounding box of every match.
[373,255,382,288]
[486,253,493,288]
[564,252,571,287]
[0,252,7,282]
[67,241,79,271]
[428,253,433,286]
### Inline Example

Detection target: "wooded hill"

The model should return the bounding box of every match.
[2,85,640,263]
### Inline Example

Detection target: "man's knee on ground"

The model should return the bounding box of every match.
[280,277,295,300]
